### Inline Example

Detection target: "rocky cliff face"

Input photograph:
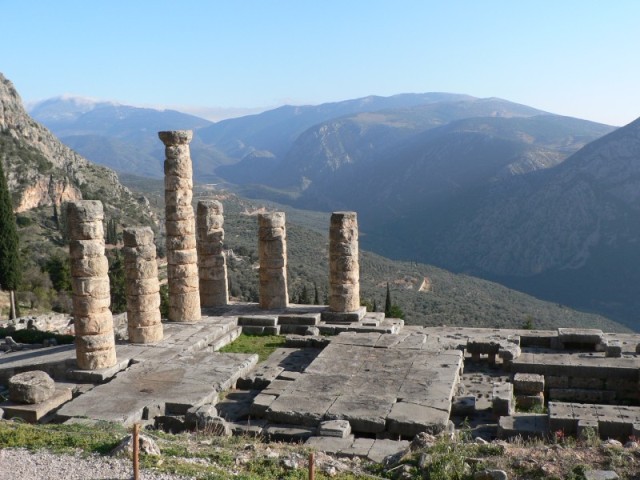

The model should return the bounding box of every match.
[0,73,153,224]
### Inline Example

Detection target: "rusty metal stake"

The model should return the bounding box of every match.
[133,423,140,480]
[309,452,315,480]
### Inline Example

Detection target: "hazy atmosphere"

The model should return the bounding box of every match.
[4,0,640,125]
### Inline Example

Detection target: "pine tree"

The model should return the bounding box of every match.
[0,160,21,319]
[299,284,310,305]
[313,282,320,305]
[384,283,392,318]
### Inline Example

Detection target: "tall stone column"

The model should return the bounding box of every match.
[159,130,201,322]
[329,212,360,312]
[258,212,288,309]
[67,200,117,370]
[197,199,229,307]
[122,227,163,343]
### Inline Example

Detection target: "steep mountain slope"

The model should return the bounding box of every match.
[0,73,154,225]
[29,97,217,179]
[361,117,640,327]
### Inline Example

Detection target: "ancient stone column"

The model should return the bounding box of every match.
[196,199,229,307]
[67,200,117,370]
[159,130,201,322]
[258,212,288,309]
[122,227,163,343]
[329,212,360,312]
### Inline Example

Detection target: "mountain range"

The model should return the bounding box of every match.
[3,71,625,332]
[29,87,640,329]
[0,74,153,226]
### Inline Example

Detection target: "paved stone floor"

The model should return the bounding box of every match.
[3,304,640,456]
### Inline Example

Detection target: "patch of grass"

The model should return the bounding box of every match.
[0,421,126,454]
[219,333,286,362]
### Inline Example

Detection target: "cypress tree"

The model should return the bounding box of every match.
[0,159,21,319]
[313,282,320,305]
[384,282,392,318]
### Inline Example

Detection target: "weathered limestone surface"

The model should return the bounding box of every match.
[123,227,163,343]
[160,130,201,322]
[67,200,117,370]
[8,371,55,404]
[196,199,228,307]
[258,212,288,309]
[329,212,360,312]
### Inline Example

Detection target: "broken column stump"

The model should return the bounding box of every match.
[8,371,55,404]
[258,212,288,310]
[196,199,229,307]
[159,130,201,322]
[122,227,163,343]
[67,200,117,370]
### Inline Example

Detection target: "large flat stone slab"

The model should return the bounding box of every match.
[2,387,72,423]
[56,352,257,425]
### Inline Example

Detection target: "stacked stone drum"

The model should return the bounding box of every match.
[258,212,289,309]
[67,200,117,370]
[122,227,163,343]
[196,199,229,307]
[329,212,360,312]
[159,130,201,322]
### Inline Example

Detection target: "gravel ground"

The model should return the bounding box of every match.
[0,448,193,480]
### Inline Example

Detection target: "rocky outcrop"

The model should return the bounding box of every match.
[0,72,153,224]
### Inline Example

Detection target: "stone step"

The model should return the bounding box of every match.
[237,316,278,327]
[277,313,320,326]
[209,326,242,351]
[241,325,281,336]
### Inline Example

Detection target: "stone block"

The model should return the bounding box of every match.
[326,394,395,434]
[2,387,72,423]
[266,392,336,426]
[387,401,450,437]
[492,383,514,416]
[584,472,619,480]
[263,424,316,442]
[557,328,603,347]
[577,419,599,440]
[497,413,548,440]
[317,419,352,438]
[549,388,616,404]
[8,371,55,404]
[305,435,355,454]
[277,314,320,326]
[321,307,366,323]
[367,438,411,464]
[513,373,544,394]
[238,316,278,327]
[605,340,622,358]
[249,393,277,417]
[69,240,105,259]
[451,395,476,416]
[516,393,544,410]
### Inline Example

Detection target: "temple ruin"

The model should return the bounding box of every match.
[3,128,640,467]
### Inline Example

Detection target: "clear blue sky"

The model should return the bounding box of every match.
[3,0,639,125]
